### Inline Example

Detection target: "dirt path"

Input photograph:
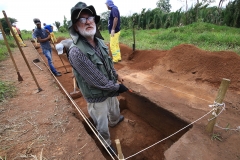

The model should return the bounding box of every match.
[0,39,240,160]
[0,41,105,160]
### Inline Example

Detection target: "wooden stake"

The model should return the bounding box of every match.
[0,21,23,81]
[2,10,42,92]
[115,139,124,160]
[206,78,230,133]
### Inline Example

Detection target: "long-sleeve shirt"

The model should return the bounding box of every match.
[68,40,120,103]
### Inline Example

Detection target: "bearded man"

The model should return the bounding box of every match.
[68,2,128,156]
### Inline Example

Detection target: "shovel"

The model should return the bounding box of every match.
[70,77,81,99]
[128,18,136,60]
[32,58,43,71]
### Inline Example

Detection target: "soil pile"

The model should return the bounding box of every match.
[125,43,240,91]
[162,44,240,91]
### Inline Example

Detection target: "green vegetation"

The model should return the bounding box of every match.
[122,22,240,54]
[55,32,71,39]
[51,22,240,55]
[54,22,240,55]
[0,37,16,61]
[99,0,240,31]
[0,81,16,102]
[0,35,17,103]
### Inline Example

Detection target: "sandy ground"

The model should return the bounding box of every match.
[0,39,240,160]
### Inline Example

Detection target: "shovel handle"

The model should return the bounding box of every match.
[73,77,76,92]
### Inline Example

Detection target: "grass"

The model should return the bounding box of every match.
[52,22,240,55]
[0,36,17,103]
[118,22,240,54]
[211,133,222,141]
[0,81,16,102]
[0,37,16,61]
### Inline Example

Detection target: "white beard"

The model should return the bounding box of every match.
[78,24,96,39]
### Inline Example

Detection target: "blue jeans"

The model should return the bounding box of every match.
[42,48,58,74]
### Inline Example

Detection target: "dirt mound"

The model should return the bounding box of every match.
[122,44,168,70]
[125,43,240,91]
[162,44,240,91]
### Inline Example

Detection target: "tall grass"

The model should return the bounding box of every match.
[0,35,17,102]
[0,81,16,102]
[0,36,16,61]
[5,22,240,56]
[117,22,240,55]
[54,22,240,55]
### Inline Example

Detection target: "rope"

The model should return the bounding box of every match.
[215,123,240,131]
[124,109,214,160]
[208,101,225,121]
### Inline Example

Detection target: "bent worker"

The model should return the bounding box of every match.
[68,2,128,155]
[43,23,57,43]
[55,39,73,56]
[11,23,26,47]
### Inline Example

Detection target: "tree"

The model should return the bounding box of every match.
[156,0,172,13]
[0,17,17,35]
[99,11,110,30]
[53,21,61,31]
[63,16,68,30]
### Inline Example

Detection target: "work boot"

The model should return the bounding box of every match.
[54,72,62,77]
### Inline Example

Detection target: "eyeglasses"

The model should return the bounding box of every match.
[78,16,95,24]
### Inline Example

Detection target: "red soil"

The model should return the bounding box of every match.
[0,39,239,160]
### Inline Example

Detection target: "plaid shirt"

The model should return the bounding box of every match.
[68,39,119,103]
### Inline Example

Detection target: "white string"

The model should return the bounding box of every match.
[215,123,240,131]
[124,109,214,160]
[208,101,225,121]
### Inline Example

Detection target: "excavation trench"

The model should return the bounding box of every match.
[82,92,192,159]
[33,41,192,159]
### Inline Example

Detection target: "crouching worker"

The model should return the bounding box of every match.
[55,38,73,56]
[68,2,128,155]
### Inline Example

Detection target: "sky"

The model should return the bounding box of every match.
[0,0,228,31]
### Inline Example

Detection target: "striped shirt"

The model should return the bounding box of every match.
[68,39,120,103]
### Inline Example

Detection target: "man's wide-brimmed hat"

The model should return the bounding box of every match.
[71,2,100,24]
[69,2,103,44]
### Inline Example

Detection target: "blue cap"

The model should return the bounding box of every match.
[106,0,114,8]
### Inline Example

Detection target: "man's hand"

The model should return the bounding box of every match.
[111,30,115,37]
[47,35,51,40]
[45,29,50,34]
[117,75,124,83]
[118,84,129,93]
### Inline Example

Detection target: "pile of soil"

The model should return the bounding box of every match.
[124,43,240,91]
